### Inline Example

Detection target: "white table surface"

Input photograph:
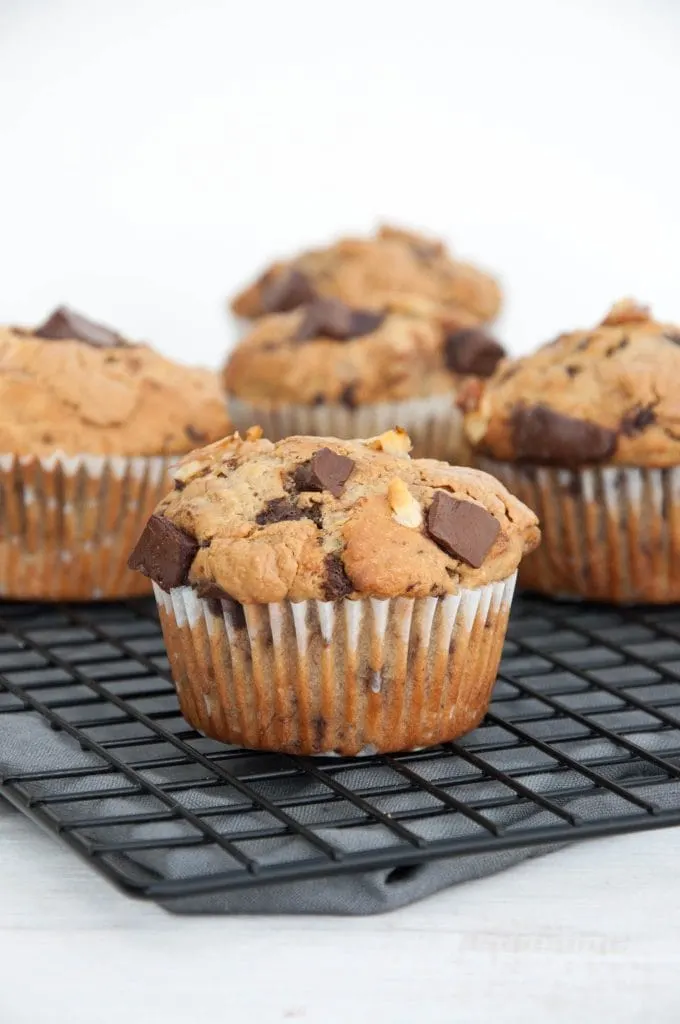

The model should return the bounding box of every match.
[1,799,679,1023]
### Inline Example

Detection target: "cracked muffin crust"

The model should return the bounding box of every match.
[0,305,232,601]
[465,300,680,468]
[224,300,504,409]
[0,306,231,457]
[131,428,539,754]
[230,224,502,328]
[129,428,540,603]
[464,301,680,604]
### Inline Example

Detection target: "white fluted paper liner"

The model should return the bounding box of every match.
[0,451,171,601]
[227,393,467,463]
[478,458,680,604]
[154,573,517,756]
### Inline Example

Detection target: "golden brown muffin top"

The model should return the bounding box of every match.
[231,224,502,328]
[128,427,539,603]
[0,306,232,457]
[464,300,680,469]
[224,299,505,407]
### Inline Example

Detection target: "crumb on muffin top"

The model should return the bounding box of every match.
[128,427,540,603]
[230,223,502,327]
[223,298,505,407]
[0,306,232,457]
[464,300,680,469]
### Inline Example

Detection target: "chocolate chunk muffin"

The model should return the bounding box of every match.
[224,298,505,462]
[129,427,539,755]
[464,299,680,602]
[0,306,231,600]
[231,224,502,330]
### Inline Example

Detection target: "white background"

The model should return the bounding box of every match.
[0,0,679,366]
[2,6,680,1019]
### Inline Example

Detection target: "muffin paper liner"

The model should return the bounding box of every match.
[478,458,680,604]
[153,573,517,756]
[227,394,466,463]
[0,452,171,601]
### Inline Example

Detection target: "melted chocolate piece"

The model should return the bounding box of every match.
[303,503,323,528]
[340,383,359,409]
[195,579,231,600]
[293,448,355,498]
[34,306,125,348]
[444,328,505,377]
[621,405,657,437]
[511,405,618,466]
[426,491,500,569]
[322,553,354,600]
[256,498,306,525]
[295,298,384,343]
[260,269,315,314]
[312,715,328,751]
[128,515,198,591]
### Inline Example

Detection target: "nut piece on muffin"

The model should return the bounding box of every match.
[0,305,232,600]
[231,224,502,329]
[224,296,505,461]
[129,428,539,755]
[464,299,680,603]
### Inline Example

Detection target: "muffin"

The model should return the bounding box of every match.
[0,305,231,600]
[224,298,505,461]
[128,427,539,755]
[231,224,502,334]
[464,299,680,603]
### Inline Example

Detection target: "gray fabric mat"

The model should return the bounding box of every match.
[2,708,679,915]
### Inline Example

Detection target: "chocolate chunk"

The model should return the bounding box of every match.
[340,382,359,409]
[511,405,618,466]
[295,298,383,342]
[621,405,657,437]
[127,514,198,591]
[565,364,581,377]
[194,579,231,601]
[293,448,355,498]
[322,554,354,600]
[348,310,384,337]
[256,498,306,525]
[260,269,315,314]
[444,328,505,377]
[185,424,208,445]
[426,492,500,569]
[303,503,323,528]
[295,298,353,342]
[34,306,125,348]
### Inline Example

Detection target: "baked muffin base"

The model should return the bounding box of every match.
[479,458,680,604]
[227,394,467,463]
[0,452,171,601]
[154,574,517,756]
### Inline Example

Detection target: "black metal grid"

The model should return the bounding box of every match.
[2,593,680,904]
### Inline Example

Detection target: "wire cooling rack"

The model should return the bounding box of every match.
[2,593,680,905]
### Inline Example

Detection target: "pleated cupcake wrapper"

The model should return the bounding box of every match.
[478,458,680,604]
[154,573,517,756]
[0,452,171,601]
[227,393,467,463]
